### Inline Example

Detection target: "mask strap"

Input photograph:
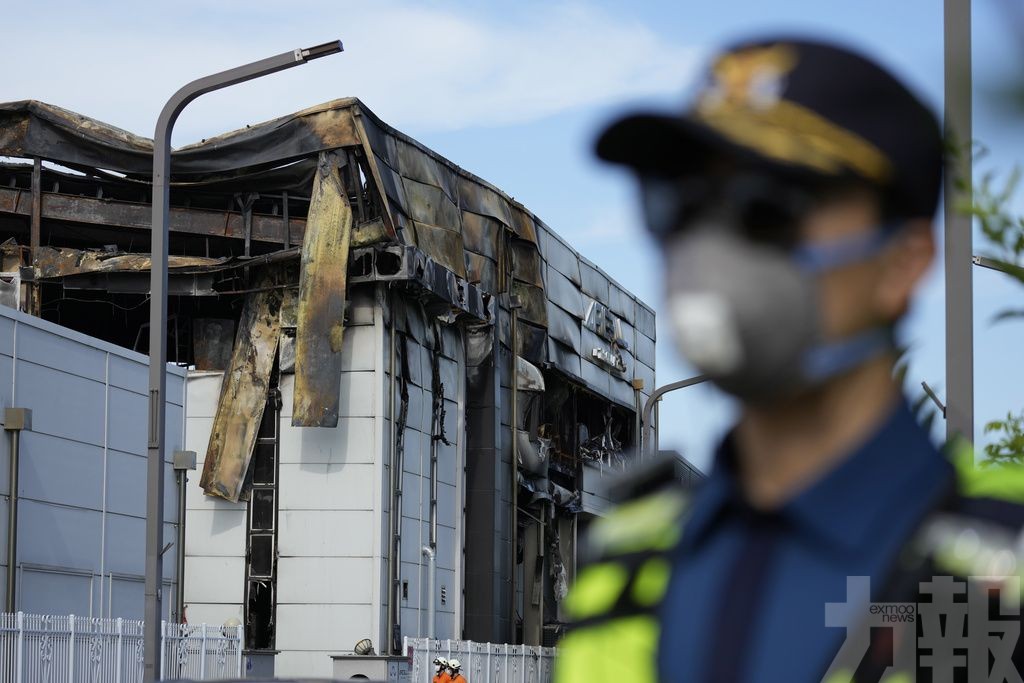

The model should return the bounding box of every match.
[802,328,892,383]
[791,226,895,274]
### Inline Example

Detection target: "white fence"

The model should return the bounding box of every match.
[0,613,243,682]
[405,637,556,683]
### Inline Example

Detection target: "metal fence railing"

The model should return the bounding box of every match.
[0,612,243,682]
[405,637,556,683]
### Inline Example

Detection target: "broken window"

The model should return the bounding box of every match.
[245,373,281,650]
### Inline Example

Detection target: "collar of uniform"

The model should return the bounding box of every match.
[680,400,952,555]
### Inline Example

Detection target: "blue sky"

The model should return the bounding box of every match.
[4,0,1022,471]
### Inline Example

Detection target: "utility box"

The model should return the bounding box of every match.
[243,649,278,678]
[331,654,411,682]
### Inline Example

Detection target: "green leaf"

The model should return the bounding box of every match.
[992,309,1024,324]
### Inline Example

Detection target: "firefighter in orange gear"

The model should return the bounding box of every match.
[448,659,467,683]
[432,657,450,683]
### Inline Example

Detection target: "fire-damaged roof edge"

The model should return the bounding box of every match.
[0,97,655,402]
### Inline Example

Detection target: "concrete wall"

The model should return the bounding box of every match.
[0,306,185,619]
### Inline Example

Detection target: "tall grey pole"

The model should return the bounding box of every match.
[144,40,342,681]
[641,375,707,458]
[943,0,973,444]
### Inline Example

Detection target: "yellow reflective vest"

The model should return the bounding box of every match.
[554,441,1024,683]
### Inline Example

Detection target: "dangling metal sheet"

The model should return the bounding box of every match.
[292,151,353,427]
[200,275,282,502]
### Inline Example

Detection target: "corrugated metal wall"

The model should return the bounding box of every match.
[381,296,465,646]
[0,306,185,619]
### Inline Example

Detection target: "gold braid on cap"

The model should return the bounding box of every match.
[694,45,893,182]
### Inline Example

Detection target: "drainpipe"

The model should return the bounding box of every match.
[422,546,436,639]
[386,287,404,654]
[509,301,521,642]
[385,287,396,652]
[4,408,31,613]
[426,320,441,640]
[171,451,196,623]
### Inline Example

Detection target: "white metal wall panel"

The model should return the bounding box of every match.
[20,569,93,616]
[184,602,244,631]
[183,509,246,556]
[18,431,104,509]
[277,415,376,465]
[339,371,377,418]
[341,325,378,372]
[435,525,457,572]
[184,371,245,620]
[275,603,374,653]
[18,500,102,568]
[16,322,107,382]
[274,650,335,679]
[277,510,375,557]
[0,305,185,619]
[15,361,105,446]
[108,577,146,619]
[184,372,223,418]
[401,385,428,436]
[277,463,375,511]
[277,557,373,604]
[183,556,245,604]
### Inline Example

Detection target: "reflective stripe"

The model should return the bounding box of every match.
[631,558,672,607]
[587,490,687,555]
[554,615,660,683]
[564,563,630,620]
[557,489,686,683]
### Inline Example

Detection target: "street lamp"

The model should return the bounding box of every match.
[145,40,342,681]
[641,375,707,458]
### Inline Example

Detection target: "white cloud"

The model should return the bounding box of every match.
[1,1,699,144]
[562,201,637,246]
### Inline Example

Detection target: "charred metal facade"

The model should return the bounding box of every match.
[0,98,656,674]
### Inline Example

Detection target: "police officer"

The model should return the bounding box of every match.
[555,37,1024,683]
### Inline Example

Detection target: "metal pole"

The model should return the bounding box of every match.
[176,469,187,622]
[4,408,30,613]
[944,0,974,444]
[423,546,436,639]
[641,376,707,457]
[144,40,342,681]
[5,429,18,612]
[29,158,41,317]
[509,305,519,644]
[386,287,399,654]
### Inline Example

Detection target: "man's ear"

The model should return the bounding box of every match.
[874,219,935,320]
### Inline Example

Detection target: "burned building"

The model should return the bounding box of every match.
[0,98,657,677]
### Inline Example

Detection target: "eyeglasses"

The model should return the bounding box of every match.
[638,172,818,249]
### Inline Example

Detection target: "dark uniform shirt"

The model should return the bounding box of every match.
[657,401,955,682]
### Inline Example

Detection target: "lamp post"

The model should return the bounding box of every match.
[145,40,342,681]
[641,375,708,458]
[943,0,973,444]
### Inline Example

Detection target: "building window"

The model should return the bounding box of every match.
[245,374,280,650]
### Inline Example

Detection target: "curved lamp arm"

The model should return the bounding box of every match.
[641,375,707,458]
